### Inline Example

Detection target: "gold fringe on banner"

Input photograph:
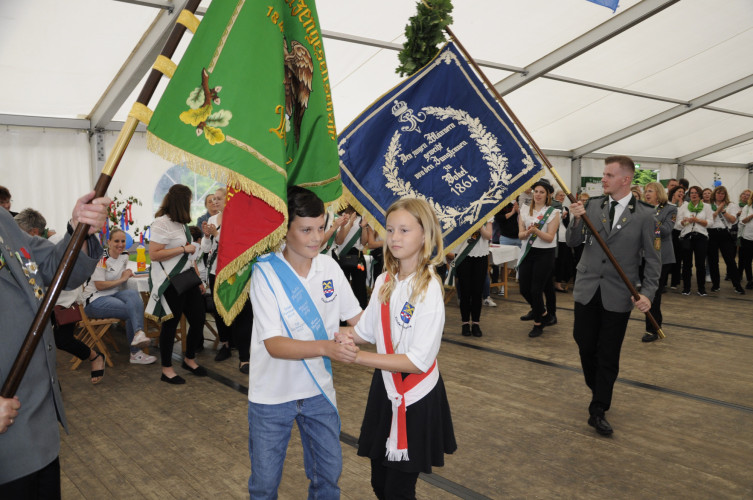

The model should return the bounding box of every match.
[177,9,200,33]
[212,223,287,323]
[341,170,543,253]
[153,55,177,79]
[145,132,287,217]
[128,103,153,126]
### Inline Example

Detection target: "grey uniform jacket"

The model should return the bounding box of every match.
[566,195,661,313]
[655,203,677,266]
[0,208,101,484]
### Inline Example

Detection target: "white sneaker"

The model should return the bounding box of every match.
[131,330,149,347]
[483,297,497,307]
[130,350,157,365]
[496,287,505,295]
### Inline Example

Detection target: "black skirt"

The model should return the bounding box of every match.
[357,369,457,474]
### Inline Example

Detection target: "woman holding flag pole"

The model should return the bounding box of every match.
[517,179,561,338]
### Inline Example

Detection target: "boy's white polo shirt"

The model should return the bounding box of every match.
[248,251,362,404]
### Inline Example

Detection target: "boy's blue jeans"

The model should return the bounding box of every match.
[248,395,341,500]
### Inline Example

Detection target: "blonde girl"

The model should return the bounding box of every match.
[338,198,456,499]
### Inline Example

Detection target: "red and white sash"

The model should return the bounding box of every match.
[378,276,439,461]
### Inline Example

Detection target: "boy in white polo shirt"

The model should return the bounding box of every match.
[247,186,362,499]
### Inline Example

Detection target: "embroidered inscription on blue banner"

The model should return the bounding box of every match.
[338,42,543,251]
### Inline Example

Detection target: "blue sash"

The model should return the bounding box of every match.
[254,253,338,417]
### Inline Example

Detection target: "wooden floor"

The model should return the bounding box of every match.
[56,279,753,499]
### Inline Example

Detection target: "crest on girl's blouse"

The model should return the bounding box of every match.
[400,302,415,324]
[322,280,334,298]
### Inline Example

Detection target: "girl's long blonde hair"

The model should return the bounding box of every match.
[378,198,444,305]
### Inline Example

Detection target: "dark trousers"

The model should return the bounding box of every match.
[518,247,556,322]
[739,239,753,283]
[681,233,708,291]
[209,274,231,344]
[230,299,253,363]
[159,283,205,367]
[707,228,741,288]
[210,273,253,362]
[370,459,420,500]
[52,321,90,361]
[647,263,672,333]
[554,242,574,283]
[0,457,60,499]
[340,251,368,310]
[573,290,631,415]
[457,255,487,323]
[670,229,683,286]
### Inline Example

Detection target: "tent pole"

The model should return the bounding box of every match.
[445,25,665,339]
[1,0,203,399]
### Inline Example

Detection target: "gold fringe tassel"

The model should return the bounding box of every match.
[340,169,543,253]
[146,132,287,216]
[177,9,200,33]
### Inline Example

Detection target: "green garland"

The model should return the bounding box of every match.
[396,0,454,77]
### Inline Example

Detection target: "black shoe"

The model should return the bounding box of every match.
[194,344,205,353]
[641,332,658,343]
[735,286,746,295]
[528,325,544,338]
[215,344,231,362]
[542,314,557,327]
[471,324,482,337]
[239,362,250,374]
[181,361,208,376]
[160,373,186,385]
[682,289,691,296]
[711,286,720,292]
[697,289,708,297]
[461,324,471,336]
[745,281,753,290]
[520,310,536,321]
[588,415,613,436]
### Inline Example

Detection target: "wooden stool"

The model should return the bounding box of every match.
[71,304,118,370]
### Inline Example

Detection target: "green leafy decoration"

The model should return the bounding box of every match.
[206,109,233,128]
[186,88,205,109]
[396,0,454,77]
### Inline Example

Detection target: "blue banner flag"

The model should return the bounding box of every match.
[586,0,619,12]
[338,42,543,251]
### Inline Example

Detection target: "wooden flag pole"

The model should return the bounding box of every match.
[444,25,665,339]
[1,0,203,399]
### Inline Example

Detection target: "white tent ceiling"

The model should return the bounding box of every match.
[1,0,752,169]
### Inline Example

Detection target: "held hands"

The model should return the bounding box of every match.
[326,336,358,363]
[631,294,652,313]
[207,223,218,237]
[335,326,356,346]
[120,269,134,282]
[0,396,20,434]
[201,221,211,237]
[184,244,196,255]
[72,191,111,235]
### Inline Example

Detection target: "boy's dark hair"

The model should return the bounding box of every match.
[188,225,203,242]
[287,186,324,227]
[678,178,690,189]
[0,185,10,202]
[155,184,192,224]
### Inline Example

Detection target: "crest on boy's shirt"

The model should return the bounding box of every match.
[400,302,415,324]
[322,280,334,298]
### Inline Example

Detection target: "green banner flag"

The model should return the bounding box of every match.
[146,0,341,322]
